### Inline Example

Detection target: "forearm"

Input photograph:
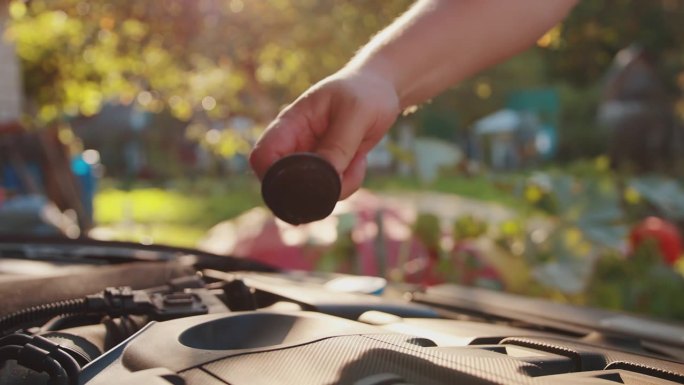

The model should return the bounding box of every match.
[346,0,578,108]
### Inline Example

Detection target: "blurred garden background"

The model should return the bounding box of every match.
[2,1,684,320]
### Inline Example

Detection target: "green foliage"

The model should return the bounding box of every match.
[543,1,684,88]
[588,242,684,319]
[10,0,684,167]
[6,0,411,126]
[555,84,607,161]
[412,213,441,251]
[628,176,684,221]
[490,165,684,319]
[452,215,487,241]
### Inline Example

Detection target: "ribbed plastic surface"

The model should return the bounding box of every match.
[194,334,537,385]
[177,333,684,385]
[501,337,684,382]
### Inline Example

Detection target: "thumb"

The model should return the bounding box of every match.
[316,104,373,175]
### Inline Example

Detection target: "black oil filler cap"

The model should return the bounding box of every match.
[261,153,341,225]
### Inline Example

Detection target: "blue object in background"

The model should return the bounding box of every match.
[507,88,560,159]
[536,124,558,160]
[71,155,96,224]
[1,163,44,193]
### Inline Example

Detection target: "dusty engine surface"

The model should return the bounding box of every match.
[0,240,683,385]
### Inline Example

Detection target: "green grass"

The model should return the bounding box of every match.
[94,173,528,247]
[91,223,209,247]
[94,176,263,247]
[364,173,526,208]
[95,188,203,225]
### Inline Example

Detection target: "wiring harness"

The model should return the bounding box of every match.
[0,334,79,385]
[0,286,208,385]
[0,286,207,336]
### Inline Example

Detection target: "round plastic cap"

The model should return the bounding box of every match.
[261,153,341,225]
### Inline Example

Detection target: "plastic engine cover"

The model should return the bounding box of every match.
[80,311,684,385]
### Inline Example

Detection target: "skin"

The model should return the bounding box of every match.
[250,0,579,199]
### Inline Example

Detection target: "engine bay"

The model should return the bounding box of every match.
[0,239,683,385]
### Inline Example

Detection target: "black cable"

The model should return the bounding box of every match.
[27,336,80,384]
[0,286,155,384]
[0,333,32,347]
[0,298,87,334]
[0,287,176,385]
[0,345,69,385]
[0,335,79,385]
[41,314,101,333]
[2,286,203,336]
[0,344,21,363]
[42,356,69,385]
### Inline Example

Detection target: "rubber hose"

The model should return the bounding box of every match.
[0,344,75,385]
[0,344,21,363]
[0,299,87,335]
[45,343,80,384]
[0,333,31,346]
[42,356,69,385]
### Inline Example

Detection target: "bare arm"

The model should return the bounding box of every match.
[251,0,578,199]
[349,0,578,108]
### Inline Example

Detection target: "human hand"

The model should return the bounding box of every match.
[249,69,400,199]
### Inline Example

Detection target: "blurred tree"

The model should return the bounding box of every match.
[5,0,411,126]
[554,83,606,161]
[406,49,549,145]
[541,0,684,95]
[7,0,684,165]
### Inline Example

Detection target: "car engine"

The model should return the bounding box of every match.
[0,239,682,385]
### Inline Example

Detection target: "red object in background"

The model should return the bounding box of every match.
[0,188,5,207]
[629,216,682,265]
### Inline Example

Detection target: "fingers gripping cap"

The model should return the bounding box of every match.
[261,153,341,225]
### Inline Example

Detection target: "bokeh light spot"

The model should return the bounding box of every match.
[137,91,153,106]
[202,96,217,111]
[83,149,101,165]
[229,0,244,13]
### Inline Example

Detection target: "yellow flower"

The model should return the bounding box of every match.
[623,187,641,205]
[564,228,582,249]
[525,185,543,203]
[500,220,522,237]
[9,1,27,19]
[595,155,610,172]
[675,258,684,278]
